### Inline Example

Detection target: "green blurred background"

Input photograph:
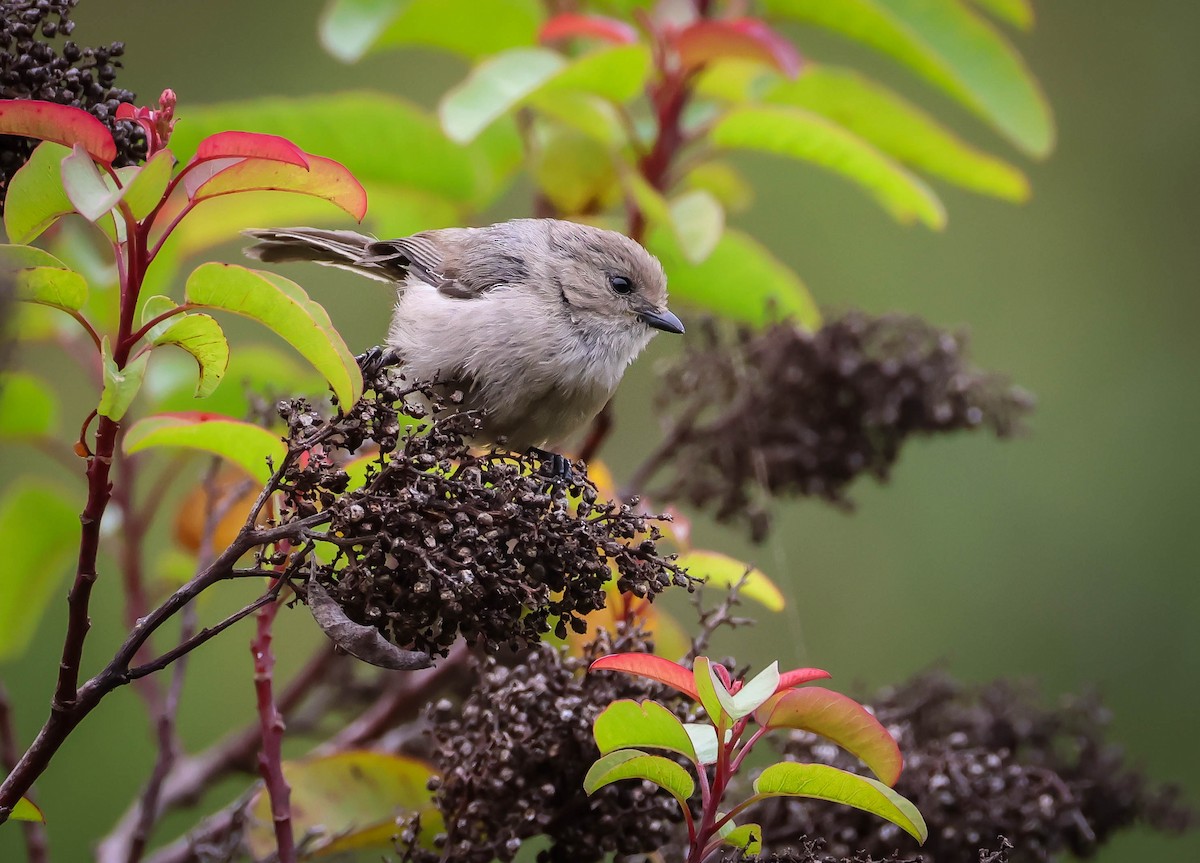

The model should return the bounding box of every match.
[2,1,1197,860]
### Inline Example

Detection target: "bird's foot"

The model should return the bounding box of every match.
[530,447,576,486]
[356,345,399,380]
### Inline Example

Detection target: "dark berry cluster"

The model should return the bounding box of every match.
[724,839,924,863]
[276,370,692,658]
[752,672,1194,862]
[1,0,144,200]
[654,313,1034,540]
[406,630,685,863]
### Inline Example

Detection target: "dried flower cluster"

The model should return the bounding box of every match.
[277,370,691,658]
[0,0,143,199]
[654,314,1034,540]
[405,630,685,863]
[753,672,1194,862]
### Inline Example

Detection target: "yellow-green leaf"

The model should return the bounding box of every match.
[123,414,286,483]
[674,550,785,612]
[0,480,77,662]
[3,141,74,243]
[10,795,45,823]
[711,105,946,229]
[119,148,176,220]
[647,226,819,328]
[968,0,1033,31]
[722,822,762,854]
[373,0,543,59]
[245,751,438,858]
[593,699,698,760]
[153,312,230,399]
[754,761,927,842]
[767,65,1028,201]
[184,263,361,407]
[583,749,694,808]
[764,0,1053,157]
[0,372,58,439]
[98,336,149,421]
[667,190,724,265]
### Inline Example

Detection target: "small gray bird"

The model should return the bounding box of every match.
[244,219,683,465]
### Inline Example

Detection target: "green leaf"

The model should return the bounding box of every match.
[0,372,58,439]
[373,0,543,59]
[711,105,945,229]
[245,751,438,858]
[754,761,927,843]
[532,125,619,215]
[60,144,121,221]
[441,45,651,144]
[722,822,763,854]
[968,0,1033,31]
[184,263,362,407]
[123,413,286,483]
[668,190,723,265]
[319,0,410,63]
[529,90,625,146]
[3,141,74,243]
[583,749,694,808]
[764,0,1053,157]
[647,226,819,328]
[440,48,566,144]
[141,299,230,399]
[766,66,1028,201]
[593,699,698,761]
[10,795,45,823]
[13,266,89,313]
[674,550,785,611]
[98,336,149,421]
[692,656,729,726]
[170,92,518,212]
[683,161,755,212]
[754,687,903,785]
[0,480,77,661]
[541,44,652,102]
[119,148,176,220]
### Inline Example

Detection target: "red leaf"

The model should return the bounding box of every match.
[0,99,117,164]
[590,653,700,701]
[776,667,831,691]
[673,18,802,78]
[191,154,368,222]
[191,130,309,169]
[540,13,638,45]
[754,687,903,786]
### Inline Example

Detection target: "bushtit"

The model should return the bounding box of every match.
[245,219,683,468]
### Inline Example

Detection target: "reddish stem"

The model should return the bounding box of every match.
[0,684,49,863]
[251,585,295,863]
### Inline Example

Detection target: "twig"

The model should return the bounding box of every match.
[251,580,295,863]
[0,683,49,863]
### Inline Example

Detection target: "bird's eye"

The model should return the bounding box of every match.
[609,275,634,295]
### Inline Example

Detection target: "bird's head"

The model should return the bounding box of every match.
[540,221,685,338]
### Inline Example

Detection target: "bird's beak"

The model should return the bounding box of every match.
[639,308,685,334]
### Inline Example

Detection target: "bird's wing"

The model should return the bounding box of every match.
[361,235,450,291]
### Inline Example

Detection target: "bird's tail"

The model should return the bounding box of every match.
[243,228,400,283]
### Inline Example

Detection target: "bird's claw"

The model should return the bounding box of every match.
[356,345,397,380]
[530,448,576,486]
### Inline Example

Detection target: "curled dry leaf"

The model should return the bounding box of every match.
[307,577,432,670]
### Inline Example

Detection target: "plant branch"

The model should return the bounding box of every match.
[0,683,49,863]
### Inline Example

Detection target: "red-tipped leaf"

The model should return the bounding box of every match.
[590,653,700,701]
[776,667,832,691]
[673,19,802,78]
[541,13,639,45]
[191,130,309,169]
[192,154,368,221]
[0,99,117,163]
[754,687,903,786]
